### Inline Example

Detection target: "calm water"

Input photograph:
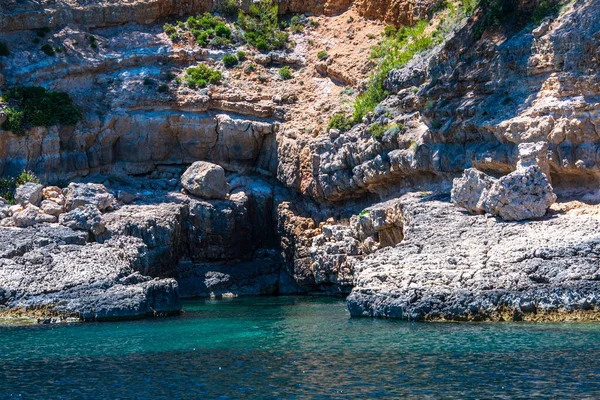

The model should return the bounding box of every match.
[1,297,600,399]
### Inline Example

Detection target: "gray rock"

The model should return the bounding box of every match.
[347,193,600,321]
[40,200,65,216]
[13,205,56,227]
[451,168,497,214]
[59,205,105,236]
[15,183,44,206]
[482,166,556,221]
[64,183,115,212]
[181,161,229,200]
[0,226,181,321]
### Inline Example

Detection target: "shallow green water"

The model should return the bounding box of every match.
[1,296,600,399]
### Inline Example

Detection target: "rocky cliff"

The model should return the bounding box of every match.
[1,0,600,322]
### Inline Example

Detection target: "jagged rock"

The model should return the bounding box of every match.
[181,161,229,200]
[0,226,181,321]
[42,186,65,205]
[309,225,360,291]
[351,198,404,252]
[15,183,44,206]
[517,141,551,181]
[13,205,56,227]
[451,168,497,214]
[347,193,600,321]
[40,200,65,216]
[482,166,556,221]
[64,183,115,212]
[59,205,105,236]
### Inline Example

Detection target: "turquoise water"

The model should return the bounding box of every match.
[1,297,600,399]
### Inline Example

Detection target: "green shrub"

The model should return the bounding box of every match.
[278,66,293,80]
[41,44,55,56]
[184,65,223,88]
[223,54,238,67]
[1,86,82,135]
[0,42,8,57]
[221,0,240,16]
[308,18,320,27]
[215,23,232,38]
[158,84,168,93]
[353,19,439,123]
[143,77,154,86]
[163,23,177,35]
[317,50,328,60]
[244,63,256,73]
[384,25,397,37]
[33,37,41,44]
[238,0,288,51]
[327,113,354,132]
[290,15,304,33]
[210,36,231,48]
[367,123,387,138]
[236,50,247,61]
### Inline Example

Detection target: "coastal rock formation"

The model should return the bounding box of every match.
[347,193,600,321]
[181,161,229,200]
[452,166,557,220]
[15,183,43,206]
[482,166,557,221]
[0,224,181,321]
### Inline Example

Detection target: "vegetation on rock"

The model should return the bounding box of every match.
[278,66,294,80]
[238,0,289,51]
[327,113,354,133]
[223,54,238,68]
[184,65,223,88]
[1,86,82,135]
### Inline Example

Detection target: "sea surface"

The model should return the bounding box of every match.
[1,296,600,399]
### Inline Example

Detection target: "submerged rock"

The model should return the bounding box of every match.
[181,161,229,200]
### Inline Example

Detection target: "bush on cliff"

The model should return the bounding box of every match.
[238,0,288,51]
[184,65,223,88]
[327,113,354,133]
[1,86,82,135]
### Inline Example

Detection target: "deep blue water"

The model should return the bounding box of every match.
[1,296,600,399]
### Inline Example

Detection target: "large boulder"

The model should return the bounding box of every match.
[58,204,105,236]
[63,183,115,212]
[15,183,43,206]
[482,166,557,221]
[181,161,229,200]
[451,168,497,214]
[13,205,56,227]
[452,166,556,221]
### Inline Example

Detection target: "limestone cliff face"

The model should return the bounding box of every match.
[293,0,600,202]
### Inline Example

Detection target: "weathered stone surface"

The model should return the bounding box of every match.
[451,168,497,214]
[347,193,600,321]
[42,186,65,205]
[482,166,556,221]
[310,225,359,292]
[13,205,56,227]
[15,183,43,207]
[181,161,229,200]
[40,200,65,216]
[59,204,105,236]
[0,225,181,321]
[64,183,115,212]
